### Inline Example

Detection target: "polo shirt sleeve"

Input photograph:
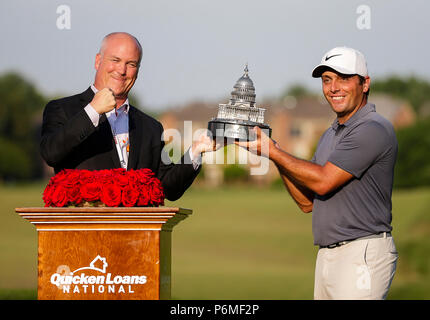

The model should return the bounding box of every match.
[328,121,389,178]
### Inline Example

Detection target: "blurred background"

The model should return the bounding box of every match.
[0,0,429,299]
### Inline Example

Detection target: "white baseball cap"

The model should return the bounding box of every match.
[312,46,368,78]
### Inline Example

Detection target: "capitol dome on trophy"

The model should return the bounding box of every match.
[208,65,272,141]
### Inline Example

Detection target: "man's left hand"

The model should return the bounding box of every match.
[235,126,277,158]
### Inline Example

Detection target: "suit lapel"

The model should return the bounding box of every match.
[127,106,143,170]
[79,87,95,105]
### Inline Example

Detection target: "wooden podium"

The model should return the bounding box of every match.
[15,207,191,300]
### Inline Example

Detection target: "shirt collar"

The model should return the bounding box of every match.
[90,84,130,114]
[331,102,375,130]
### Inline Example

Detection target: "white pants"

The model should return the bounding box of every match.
[314,236,398,300]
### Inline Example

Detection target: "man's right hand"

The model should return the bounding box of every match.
[90,88,116,114]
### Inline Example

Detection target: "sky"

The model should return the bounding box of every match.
[1,0,429,111]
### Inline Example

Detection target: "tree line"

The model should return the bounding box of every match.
[0,71,429,188]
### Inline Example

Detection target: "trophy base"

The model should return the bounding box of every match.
[208,119,272,141]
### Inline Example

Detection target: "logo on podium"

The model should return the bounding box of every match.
[50,255,148,295]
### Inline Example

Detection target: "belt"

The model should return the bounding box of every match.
[319,232,392,249]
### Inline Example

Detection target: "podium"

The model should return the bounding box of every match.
[15,207,191,300]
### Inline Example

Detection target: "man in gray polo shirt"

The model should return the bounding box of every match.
[237,46,398,299]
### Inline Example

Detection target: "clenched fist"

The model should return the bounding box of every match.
[90,88,116,114]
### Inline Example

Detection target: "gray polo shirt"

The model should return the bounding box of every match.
[311,103,398,246]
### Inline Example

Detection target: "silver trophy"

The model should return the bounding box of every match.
[208,65,271,141]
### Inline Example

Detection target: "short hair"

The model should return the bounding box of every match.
[99,32,143,65]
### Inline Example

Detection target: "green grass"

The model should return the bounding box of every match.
[0,183,429,299]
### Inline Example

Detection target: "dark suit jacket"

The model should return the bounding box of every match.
[40,87,200,201]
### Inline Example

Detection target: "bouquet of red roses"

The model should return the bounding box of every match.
[43,168,165,207]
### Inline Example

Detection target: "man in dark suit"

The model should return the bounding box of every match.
[40,32,216,201]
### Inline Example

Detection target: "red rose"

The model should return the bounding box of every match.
[43,168,161,208]
[126,170,139,188]
[67,186,82,205]
[51,185,68,207]
[149,178,165,206]
[100,183,122,207]
[43,183,54,207]
[121,185,139,207]
[81,181,101,202]
[114,169,129,187]
[96,170,114,185]
[63,170,81,188]
[136,169,154,184]
[137,184,151,206]
[50,170,68,184]
[139,168,155,177]
[112,168,127,175]
[79,170,95,185]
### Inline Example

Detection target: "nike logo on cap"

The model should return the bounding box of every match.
[325,54,342,61]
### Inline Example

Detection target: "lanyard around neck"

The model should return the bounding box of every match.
[109,108,128,170]
[112,129,127,169]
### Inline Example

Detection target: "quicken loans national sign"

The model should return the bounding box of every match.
[50,255,147,294]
